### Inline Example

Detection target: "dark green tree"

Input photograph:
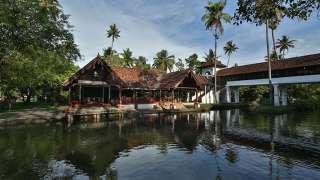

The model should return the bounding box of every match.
[276,35,296,59]
[223,41,238,67]
[175,58,185,71]
[152,50,175,72]
[121,48,134,68]
[185,53,200,71]
[134,56,151,70]
[0,0,80,107]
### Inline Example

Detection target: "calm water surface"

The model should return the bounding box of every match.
[1,110,320,180]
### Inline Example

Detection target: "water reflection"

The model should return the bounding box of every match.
[0,110,320,179]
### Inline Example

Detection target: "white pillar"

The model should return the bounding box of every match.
[273,84,280,106]
[280,86,288,106]
[187,92,190,102]
[204,85,207,104]
[234,87,240,103]
[225,86,231,103]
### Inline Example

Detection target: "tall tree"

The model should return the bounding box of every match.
[152,50,175,72]
[223,41,238,67]
[234,0,283,104]
[202,0,231,102]
[121,48,133,68]
[0,0,80,106]
[175,58,185,71]
[185,53,200,72]
[106,24,120,50]
[135,56,151,69]
[106,24,120,63]
[276,35,296,59]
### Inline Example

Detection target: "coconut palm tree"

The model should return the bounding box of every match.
[202,0,231,102]
[106,24,120,57]
[276,36,296,59]
[223,41,238,67]
[121,48,133,67]
[152,50,175,72]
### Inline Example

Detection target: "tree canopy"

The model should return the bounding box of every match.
[0,0,80,105]
[153,50,175,72]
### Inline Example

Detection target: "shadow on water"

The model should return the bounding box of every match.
[0,110,320,179]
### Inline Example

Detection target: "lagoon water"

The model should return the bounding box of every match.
[1,110,320,179]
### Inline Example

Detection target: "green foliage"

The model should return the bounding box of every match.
[0,0,80,105]
[134,56,151,70]
[223,41,238,67]
[175,58,185,71]
[240,86,269,104]
[202,0,232,35]
[121,48,133,68]
[152,50,175,72]
[185,53,200,72]
[234,0,320,25]
[106,24,120,48]
[276,35,296,58]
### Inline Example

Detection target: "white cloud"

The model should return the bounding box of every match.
[60,0,320,68]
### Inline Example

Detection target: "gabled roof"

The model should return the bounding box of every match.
[200,60,227,69]
[62,55,123,88]
[63,55,209,90]
[158,69,208,90]
[217,53,320,77]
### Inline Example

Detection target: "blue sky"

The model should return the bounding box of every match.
[59,0,320,68]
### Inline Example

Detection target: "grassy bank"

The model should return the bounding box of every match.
[0,102,59,113]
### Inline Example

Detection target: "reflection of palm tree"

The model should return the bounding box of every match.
[225,147,238,164]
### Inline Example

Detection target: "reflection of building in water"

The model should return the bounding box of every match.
[225,109,240,129]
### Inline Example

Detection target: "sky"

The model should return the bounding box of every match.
[59,0,320,68]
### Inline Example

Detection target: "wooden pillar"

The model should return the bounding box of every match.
[68,87,71,105]
[159,89,162,102]
[134,90,138,109]
[119,88,122,105]
[108,85,111,102]
[172,90,174,103]
[79,85,82,103]
[102,86,105,103]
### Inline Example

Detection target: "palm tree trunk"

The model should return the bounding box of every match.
[271,29,278,60]
[214,28,218,104]
[266,20,273,104]
[110,38,115,64]
[227,55,230,67]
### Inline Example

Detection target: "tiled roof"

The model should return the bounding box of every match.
[63,55,209,90]
[217,53,320,77]
[200,60,227,68]
[158,69,208,90]
[112,67,164,89]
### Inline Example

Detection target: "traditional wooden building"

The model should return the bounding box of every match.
[63,55,209,109]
